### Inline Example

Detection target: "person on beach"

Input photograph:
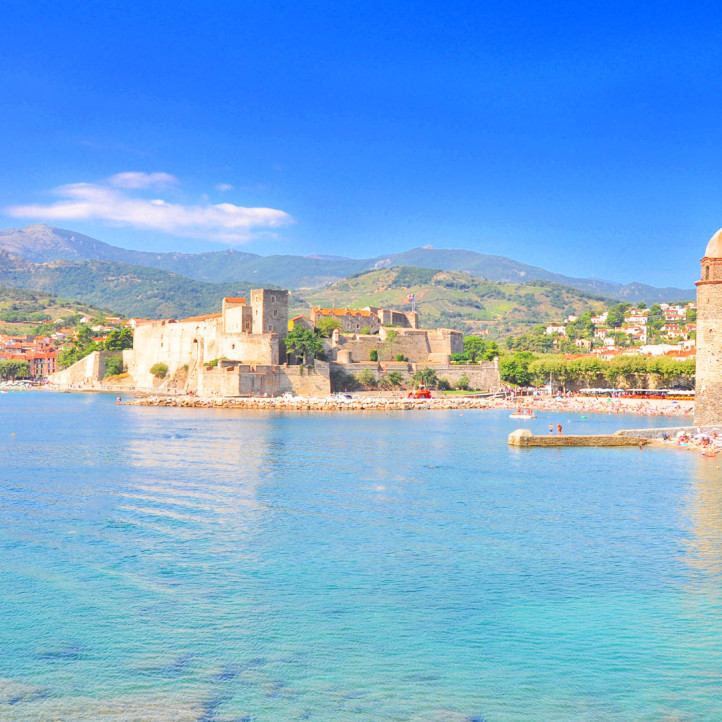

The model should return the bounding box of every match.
[557,423,562,435]
[549,424,554,434]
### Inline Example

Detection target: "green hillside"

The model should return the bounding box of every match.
[0,285,112,335]
[0,251,256,319]
[0,225,695,302]
[292,267,612,336]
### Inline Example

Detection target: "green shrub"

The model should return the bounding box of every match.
[411,367,438,388]
[150,362,168,378]
[104,354,124,377]
[386,371,403,387]
[369,349,378,361]
[316,317,343,337]
[395,353,407,362]
[455,375,470,390]
[437,377,452,390]
[356,368,378,388]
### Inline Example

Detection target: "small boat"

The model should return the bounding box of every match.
[510,411,536,419]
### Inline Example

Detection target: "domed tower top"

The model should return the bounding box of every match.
[705,229,722,259]
[699,229,722,284]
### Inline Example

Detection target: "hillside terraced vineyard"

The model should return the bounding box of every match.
[292,267,612,336]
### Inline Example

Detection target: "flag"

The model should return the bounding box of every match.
[407,293,415,302]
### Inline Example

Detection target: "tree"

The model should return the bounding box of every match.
[411,367,439,388]
[284,327,324,364]
[369,349,378,361]
[385,371,403,387]
[462,335,500,362]
[0,360,29,380]
[104,355,124,377]
[150,363,168,378]
[499,351,537,386]
[57,323,101,369]
[606,303,632,328]
[316,317,342,338]
[455,375,470,390]
[105,327,133,350]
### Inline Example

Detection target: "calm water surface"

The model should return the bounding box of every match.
[0,392,720,720]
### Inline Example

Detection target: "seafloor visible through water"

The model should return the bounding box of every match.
[1,391,720,721]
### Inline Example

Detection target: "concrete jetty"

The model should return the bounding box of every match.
[508,429,650,447]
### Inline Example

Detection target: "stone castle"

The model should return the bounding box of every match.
[51,288,501,395]
[695,229,722,425]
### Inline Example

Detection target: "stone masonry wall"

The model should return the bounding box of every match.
[51,351,113,387]
[129,318,278,389]
[695,281,722,425]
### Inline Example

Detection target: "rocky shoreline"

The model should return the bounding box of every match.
[126,393,694,415]
[127,395,496,411]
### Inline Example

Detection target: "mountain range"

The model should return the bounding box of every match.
[0,224,695,303]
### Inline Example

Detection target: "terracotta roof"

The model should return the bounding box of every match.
[665,349,696,358]
[224,297,247,304]
[180,312,222,323]
[314,307,375,317]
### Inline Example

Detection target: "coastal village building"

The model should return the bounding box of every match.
[695,229,722,425]
[0,334,57,378]
[311,307,380,334]
[309,305,419,333]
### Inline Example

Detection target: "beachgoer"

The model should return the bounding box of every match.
[549,425,554,434]
[116,396,121,404]
[557,423,562,435]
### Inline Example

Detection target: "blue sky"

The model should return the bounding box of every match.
[1,0,720,287]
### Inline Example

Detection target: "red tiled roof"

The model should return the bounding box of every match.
[180,312,222,323]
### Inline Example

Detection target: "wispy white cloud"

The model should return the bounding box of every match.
[215,182,233,192]
[109,171,178,189]
[7,173,293,243]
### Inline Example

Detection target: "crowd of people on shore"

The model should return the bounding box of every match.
[659,428,722,456]
[490,394,693,417]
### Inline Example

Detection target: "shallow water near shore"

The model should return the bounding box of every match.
[1,391,720,720]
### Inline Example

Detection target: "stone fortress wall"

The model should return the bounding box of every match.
[329,326,464,364]
[332,359,501,392]
[128,315,280,390]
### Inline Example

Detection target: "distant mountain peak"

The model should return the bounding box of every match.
[0,224,695,303]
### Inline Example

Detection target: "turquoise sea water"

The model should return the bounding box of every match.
[0,392,720,720]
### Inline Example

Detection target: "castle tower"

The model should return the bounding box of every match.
[250,289,289,338]
[695,229,722,425]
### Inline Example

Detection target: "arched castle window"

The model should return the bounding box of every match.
[705,265,710,280]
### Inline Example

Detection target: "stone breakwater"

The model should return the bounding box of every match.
[128,395,497,412]
[127,394,694,415]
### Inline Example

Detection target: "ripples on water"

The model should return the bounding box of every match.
[0,393,721,720]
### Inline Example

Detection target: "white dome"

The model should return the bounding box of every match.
[705,229,722,258]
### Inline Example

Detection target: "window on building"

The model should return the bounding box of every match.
[271,295,276,302]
